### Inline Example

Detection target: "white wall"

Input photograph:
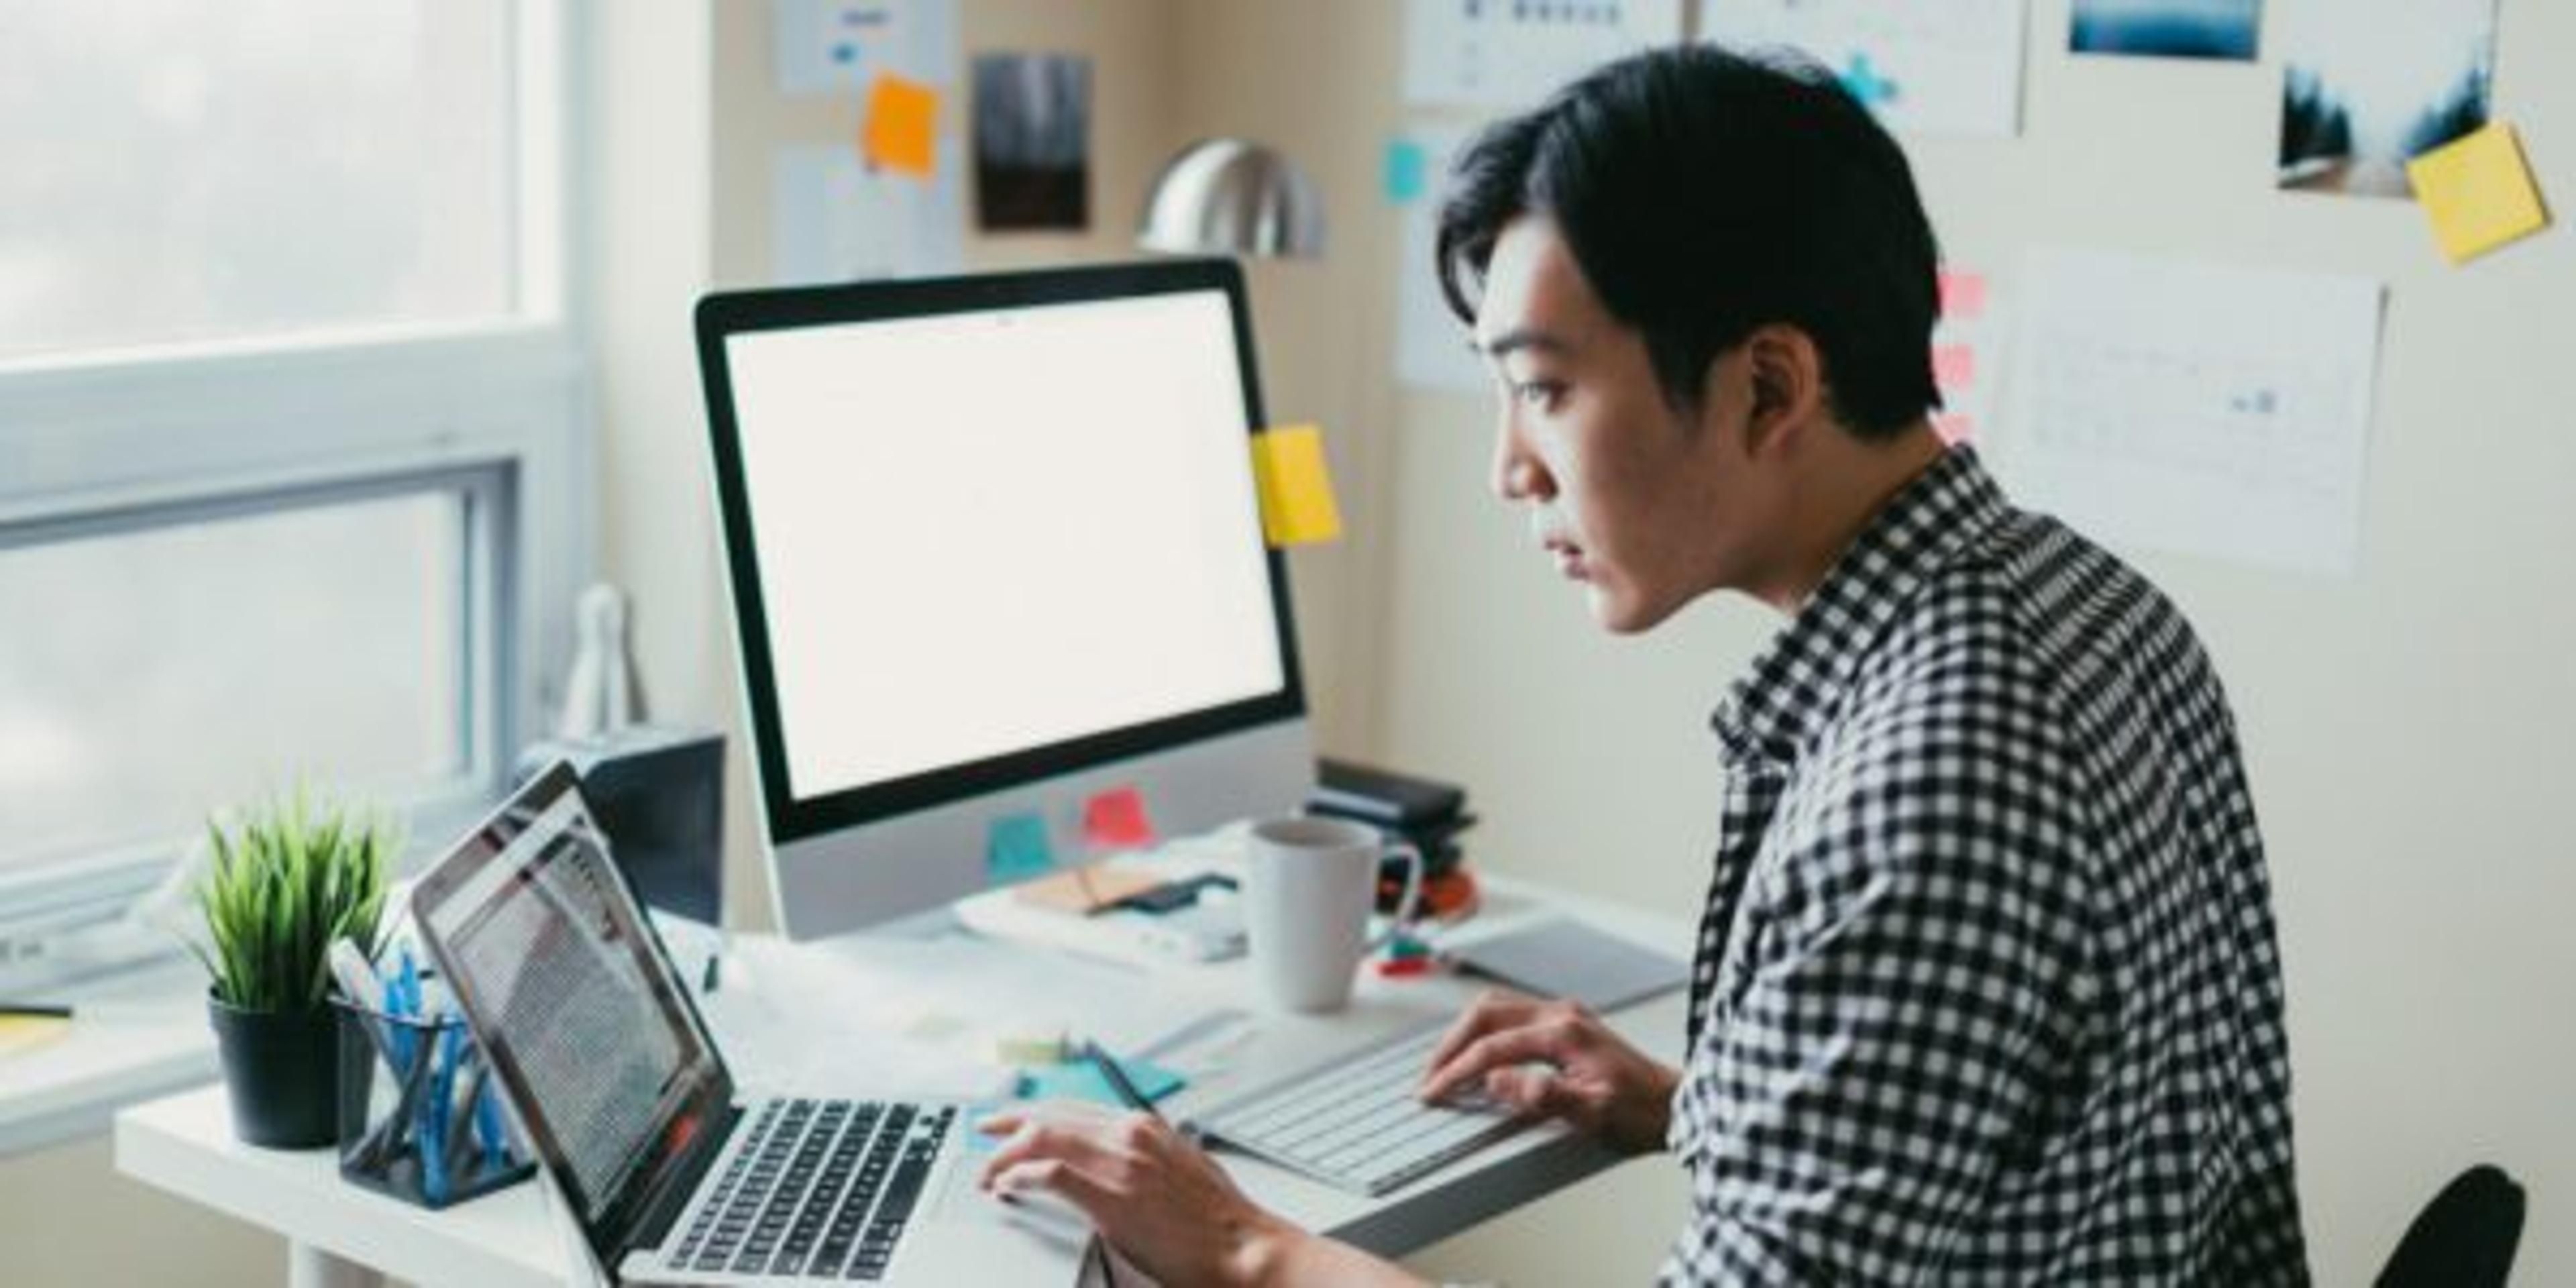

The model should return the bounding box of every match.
[594,0,730,917]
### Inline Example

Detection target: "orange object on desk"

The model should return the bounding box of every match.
[1381,865,1481,922]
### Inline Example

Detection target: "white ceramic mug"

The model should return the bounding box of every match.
[1243,815,1424,1013]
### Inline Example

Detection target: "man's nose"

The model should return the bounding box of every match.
[1490,416,1552,503]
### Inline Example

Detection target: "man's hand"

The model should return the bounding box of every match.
[979,1102,1432,1288]
[1417,989,1680,1155]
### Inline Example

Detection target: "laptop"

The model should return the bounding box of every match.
[411,763,1083,1286]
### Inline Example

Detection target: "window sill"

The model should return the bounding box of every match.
[0,953,216,1158]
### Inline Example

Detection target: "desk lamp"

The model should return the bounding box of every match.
[1137,138,1325,258]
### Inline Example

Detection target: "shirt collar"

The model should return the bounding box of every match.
[1711,445,2010,767]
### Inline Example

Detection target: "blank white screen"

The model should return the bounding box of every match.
[725,290,1286,801]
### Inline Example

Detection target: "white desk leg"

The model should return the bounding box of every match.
[289,1240,386,1288]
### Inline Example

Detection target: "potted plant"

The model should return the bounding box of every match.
[187,787,396,1148]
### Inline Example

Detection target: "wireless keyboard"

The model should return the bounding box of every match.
[1188,1023,1527,1196]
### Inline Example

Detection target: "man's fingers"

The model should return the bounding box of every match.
[1422,990,1544,1082]
[1419,1023,1568,1104]
[991,1157,1118,1223]
[977,1117,1126,1191]
[1486,1064,1580,1119]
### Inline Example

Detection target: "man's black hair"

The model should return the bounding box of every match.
[1436,44,1943,439]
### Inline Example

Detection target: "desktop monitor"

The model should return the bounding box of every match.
[694,259,1314,938]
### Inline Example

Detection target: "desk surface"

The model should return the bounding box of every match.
[113,873,1691,1287]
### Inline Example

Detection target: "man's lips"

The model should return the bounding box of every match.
[1543,535,1589,580]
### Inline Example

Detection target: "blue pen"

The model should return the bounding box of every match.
[396,947,420,1012]
[473,1057,508,1162]
[421,1022,464,1203]
[384,948,422,1069]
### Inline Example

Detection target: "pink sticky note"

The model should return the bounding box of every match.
[1933,413,1978,445]
[1932,344,1976,390]
[1081,786,1156,851]
[1938,271,1988,320]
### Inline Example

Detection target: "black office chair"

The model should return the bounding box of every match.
[2375,1164,2526,1287]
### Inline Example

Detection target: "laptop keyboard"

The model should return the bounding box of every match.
[1191,1023,1526,1196]
[669,1098,955,1281]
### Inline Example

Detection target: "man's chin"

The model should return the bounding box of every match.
[1589,586,1668,636]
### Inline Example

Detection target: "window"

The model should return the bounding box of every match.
[0,476,486,869]
[0,0,588,973]
[0,2,517,360]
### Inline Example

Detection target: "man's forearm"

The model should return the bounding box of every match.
[1232,1218,1429,1288]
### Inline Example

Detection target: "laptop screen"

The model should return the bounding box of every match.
[413,764,731,1265]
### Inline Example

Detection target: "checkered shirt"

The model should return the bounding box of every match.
[1660,447,2308,1285]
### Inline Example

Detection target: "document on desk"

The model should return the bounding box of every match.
[710,934,1223,1102]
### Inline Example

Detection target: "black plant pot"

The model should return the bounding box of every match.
[207,991,337,1148]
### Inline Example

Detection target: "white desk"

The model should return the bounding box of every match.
[113,875,1690,1287]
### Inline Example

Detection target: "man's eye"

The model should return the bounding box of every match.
[1513,380,1564,410]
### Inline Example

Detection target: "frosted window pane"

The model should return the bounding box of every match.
[0,492,468,869]
[0,1,515,361]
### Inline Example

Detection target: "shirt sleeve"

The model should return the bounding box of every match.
[1662,714,2098,1285]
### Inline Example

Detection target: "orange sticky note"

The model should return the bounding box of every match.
[1081,786,1156,851]
[861,74,938,177]
[1938,270,1988,320]
[2408,123,2551,265]
[1250,424,1344,547]
[1931,344,1976,390]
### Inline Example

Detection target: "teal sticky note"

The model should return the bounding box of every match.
[986,812,1054,883]
[1383,139,1427,205]
[1014,1055,1185,1109]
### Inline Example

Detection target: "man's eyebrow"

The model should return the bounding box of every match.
[1469,327,1574,359]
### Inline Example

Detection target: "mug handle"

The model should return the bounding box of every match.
[1364,843,1426,952]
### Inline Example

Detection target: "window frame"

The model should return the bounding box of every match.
[0,0,592,969]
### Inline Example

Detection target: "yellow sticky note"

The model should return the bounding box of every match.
[1250,425,1344,547]
[2408,123,2551,265]
[0,1014,70,1061]
[861,74,939,177]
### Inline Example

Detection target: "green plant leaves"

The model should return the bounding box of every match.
[195,786,396,1012]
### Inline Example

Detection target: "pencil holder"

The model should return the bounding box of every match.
[333,992,533,1209]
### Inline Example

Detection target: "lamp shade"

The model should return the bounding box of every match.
[1136,138,1325,258]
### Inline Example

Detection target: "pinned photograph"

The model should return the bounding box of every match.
[971,53,1092,231]
[2277,0,2498,199]
[2070,0,2261,61]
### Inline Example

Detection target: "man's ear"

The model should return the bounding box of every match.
[1739,325,1827,458]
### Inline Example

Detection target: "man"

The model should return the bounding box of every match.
[979,45,2309,1285]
